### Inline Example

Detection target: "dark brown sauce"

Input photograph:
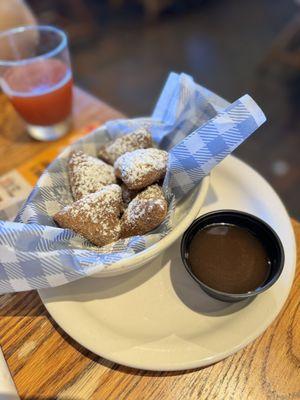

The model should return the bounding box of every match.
[188,224,271,294]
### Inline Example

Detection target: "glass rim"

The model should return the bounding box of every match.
[0,25,67,67]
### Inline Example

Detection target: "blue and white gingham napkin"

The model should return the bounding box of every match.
[0,72,266,293]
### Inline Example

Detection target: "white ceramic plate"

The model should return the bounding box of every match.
[39,156,296,371]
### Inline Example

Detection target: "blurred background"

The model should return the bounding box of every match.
[3,0,300,217]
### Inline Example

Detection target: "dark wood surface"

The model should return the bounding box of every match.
[0,89,299,399]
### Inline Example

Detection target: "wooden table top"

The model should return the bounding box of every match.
[0,89,299,400]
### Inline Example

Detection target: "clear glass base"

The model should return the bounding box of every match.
[27,117,71,141]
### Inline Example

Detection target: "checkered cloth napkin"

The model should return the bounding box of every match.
[0,72,266,293]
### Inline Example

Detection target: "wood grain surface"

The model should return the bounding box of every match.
[0,90,299,400]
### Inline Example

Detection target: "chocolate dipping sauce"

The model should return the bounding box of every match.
[188,224,271,294]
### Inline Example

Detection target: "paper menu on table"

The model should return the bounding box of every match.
[0,170,32,221]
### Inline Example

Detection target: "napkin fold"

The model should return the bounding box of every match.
[0,72,266,293]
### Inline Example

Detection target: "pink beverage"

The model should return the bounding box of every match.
[0,26,73,140]
[4,59,73,126]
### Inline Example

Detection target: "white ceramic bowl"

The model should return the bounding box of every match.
[58,125,210,277]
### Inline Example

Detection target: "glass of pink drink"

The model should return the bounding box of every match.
[0,25,73,141]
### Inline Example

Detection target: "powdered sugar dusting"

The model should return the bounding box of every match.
[114,148,168,188]
[54,184,123,245]
[126,185,166,224]
[127,199,165,224]
[69,151,116,200]
[120,184,168,237]
[137,184,164,201]
[69,184,122,224]
[98,128,152,164]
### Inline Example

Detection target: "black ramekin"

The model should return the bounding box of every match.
[180,210,285,302]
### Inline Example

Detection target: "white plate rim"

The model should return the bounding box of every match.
[39,156,297,371]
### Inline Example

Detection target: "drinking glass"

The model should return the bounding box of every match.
[0,25,73,141]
